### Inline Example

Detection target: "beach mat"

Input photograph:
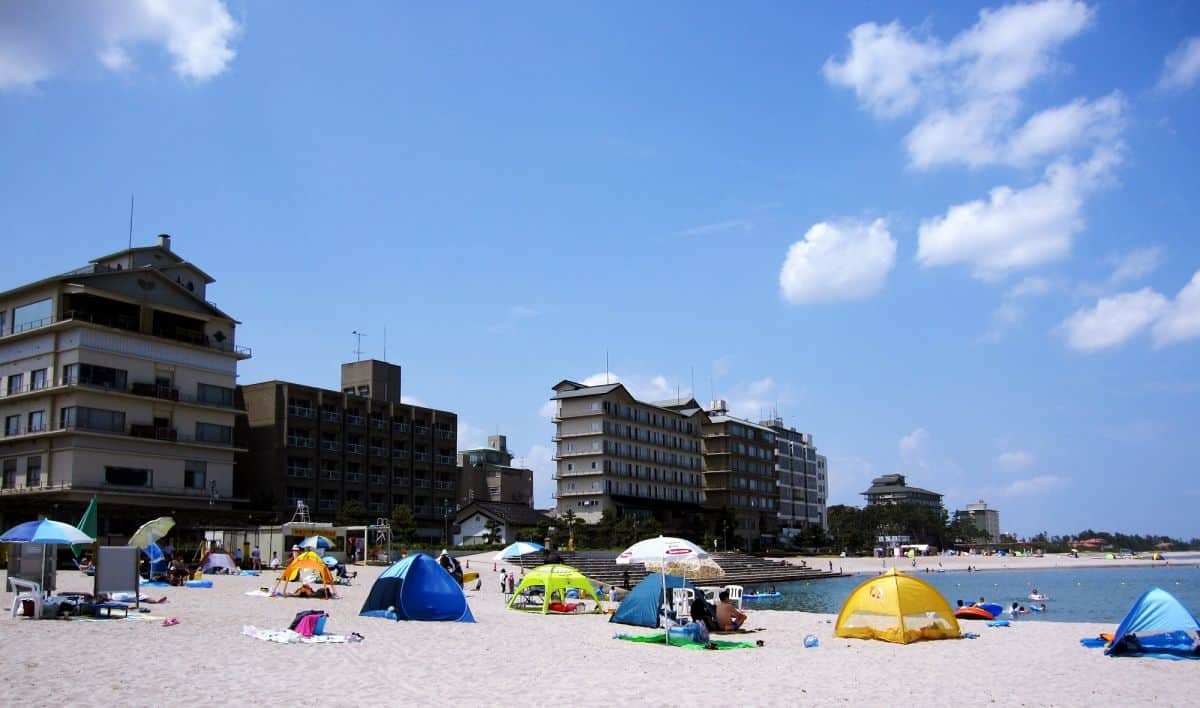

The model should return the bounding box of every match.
[241,625,361,645]
[614,633,759,650]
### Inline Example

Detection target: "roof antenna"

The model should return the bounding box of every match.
[127,194,134,249]
[383,324,387,363]
[605,350,610,384]
[352,330,368,361]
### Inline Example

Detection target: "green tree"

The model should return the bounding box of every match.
[334,499,370,526]
[390,505,416,546]
[483,518,503,545]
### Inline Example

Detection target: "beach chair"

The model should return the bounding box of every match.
[723,585,744,610]
[8,577,44,619]
[672,587,695,624]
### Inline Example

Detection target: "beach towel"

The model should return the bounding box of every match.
[614,633,759,650]
[241,625,355,644]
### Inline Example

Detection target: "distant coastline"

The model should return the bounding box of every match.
[784,551,1200,576]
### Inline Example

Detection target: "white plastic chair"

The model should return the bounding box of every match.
[672,587,695,623]
[8,578,43,619]
[723,584,744,610]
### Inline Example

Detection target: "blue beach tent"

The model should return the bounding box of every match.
[610,574,693,628]
[1106,587,1200,658]
[360,553,475,622]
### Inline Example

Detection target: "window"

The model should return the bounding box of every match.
[197,383,234,407]
[12,298,51,333]
[184,460,206,489]
[2,459,15,488]
[343,387,355,395]
[30,369,47,390]
[105,466,152,487]
[27,410,45,432]
[195,422,232,444]
[25,456,41,486]
[4,415,19,436]
[7,373,23,395]
[357,386,370,396]
[59,406,125,433]
[62,363,127,389]
[566,463,573,471]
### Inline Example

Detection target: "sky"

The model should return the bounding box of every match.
[1,1,1198,538]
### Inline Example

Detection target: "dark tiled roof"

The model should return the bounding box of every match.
[862,483,942,498]
[551,383,623,400]
[454,501,550,527]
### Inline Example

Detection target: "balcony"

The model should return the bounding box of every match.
[392,475,410,486]
[436,429,454,440]
[369,446,388,457]
[346,472,364,482]
[130,382,180,401]
[434,480,454,491]
[319,440,340,452]
[318,499,338,511]
[346,443,365,455]
[346,414,365,427]
[414,426,429,436]
[319,470,341,481]
[434,454,453,465]
[130,424,177,442]
[370,418,387,430]
[392,449,410,460]
[287,435,315,448]
[368,475,386,486]
[413,478,430,489]
[368,502,386,513]
[393,422,410,434]
[286,466,314,478]
[287,404,315,419]
[320,410,341,423]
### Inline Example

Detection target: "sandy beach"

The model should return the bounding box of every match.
[1,553,1195,707]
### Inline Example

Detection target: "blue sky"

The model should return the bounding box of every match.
[2,1,1198,537]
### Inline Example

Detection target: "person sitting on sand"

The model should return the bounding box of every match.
[168,556,190,586]
[716,589,747,631]
[691,593,718,631]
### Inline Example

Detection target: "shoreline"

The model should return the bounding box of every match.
[777,550,1200,576]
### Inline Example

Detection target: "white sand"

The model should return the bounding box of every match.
[3,553,1196,707]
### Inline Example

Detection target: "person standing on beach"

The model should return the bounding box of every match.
[500,568,508,594]
[505,570,516,595]
[251,545,261,571]
[622,568,631,589]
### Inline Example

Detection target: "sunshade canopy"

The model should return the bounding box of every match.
[1,519,95,545]
[128,516,175,549]
[834,569,961,644]
[493,541,544,560]
[507,564,603,614]
[1107,587,1200,657]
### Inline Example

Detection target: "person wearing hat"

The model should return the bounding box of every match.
[291,545,301,562]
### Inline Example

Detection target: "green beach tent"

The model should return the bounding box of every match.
[507,564,603,614]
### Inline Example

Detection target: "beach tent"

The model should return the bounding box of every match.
[198,550,239,574]
[360,553,474,622]
[272,550,335,598]
[1106,587,1200,658]
[610,574,693,628]
[508,564,604,614]
[834,568,961,644]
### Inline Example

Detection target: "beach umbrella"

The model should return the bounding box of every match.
[493,540,545,561]
[322,556,339,567]
[128,516,175,549]
[645,556,725,581]
[617,536,712,643]
[298,535,334,550]
[2,519,96,545]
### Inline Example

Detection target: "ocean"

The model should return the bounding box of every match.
[746,564,1200,624]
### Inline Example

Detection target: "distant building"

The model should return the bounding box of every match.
[955,499,1000,543]
[862,474,943,510]
[765,419,828,534]
[457,434,534,508]
[453,500,552,545]
[0,234,249,534]
[701,402,779,546]
[550,379,707,529]
[236,359,459,543]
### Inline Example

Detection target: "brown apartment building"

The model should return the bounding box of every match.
[236,360,458,543]
[456,434,534,508]
[701,402,780,548]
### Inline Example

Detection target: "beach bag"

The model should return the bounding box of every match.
[288,609,324,631]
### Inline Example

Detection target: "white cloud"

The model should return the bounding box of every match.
[1008,276,1053,298]
[1152,270,1200,348]
[538,399,557,419]
[399,394,426,407]
[0,0,240,91]
[677,220,752,237]
[899,427,928,460]
[996,450,1036,470]
[509,305,538,318]
[1060,288,1170,352]
[1159,36,1200,92]
[982,276,1056,341]
[917,147,1120,279]
[456,421,487,451]
[1108,246,1165,285]
[723,378,779,420]
[825,1,1110,170]
[1003,474,1067,496]
[779,219,897,304]
[578,371,690,404]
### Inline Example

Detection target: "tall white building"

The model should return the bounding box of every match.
[0,235,249,535]
[956,499,1001,543]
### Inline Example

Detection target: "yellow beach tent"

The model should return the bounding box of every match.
[507,564,603,614]
[272,551,335,598]
[834,568,961,644]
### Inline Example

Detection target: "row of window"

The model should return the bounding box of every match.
[604,480,703,503]
[598,421,702,452]
[0,456,41,488]
[3,367,48,396]
[729,494,779,511]
[288,398,453,430]
[596,400,698,435]
[726,423,776,446]
[0,297,52,336]
[0,457,207,490]
[2,362,234,408]
[570,440,701,470]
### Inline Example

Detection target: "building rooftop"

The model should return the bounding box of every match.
[453,500,550,527]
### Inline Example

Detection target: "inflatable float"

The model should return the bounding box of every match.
[955,606,995,620]
[978,603,1005,617]
[184,579,213,588]
[1028,593,1048,601]
[744,592,782,600]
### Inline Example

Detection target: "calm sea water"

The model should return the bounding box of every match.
[745,564,1200,624]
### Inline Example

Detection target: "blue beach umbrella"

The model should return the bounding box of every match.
[298,535,334,550]
[2,519,96,545]
[493,541,545,561]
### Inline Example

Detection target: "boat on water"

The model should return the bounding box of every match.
[955,606,995,620]
[1028,592,1048,601]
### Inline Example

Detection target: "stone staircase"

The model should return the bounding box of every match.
[504,550,841,587]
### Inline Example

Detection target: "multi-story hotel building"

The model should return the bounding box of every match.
[457,434,534,508]
[862,473,943,510]
[550,379,707,528]
[766,419,828,535]
[955,499,1001,543]
[0,235,249,534]
[236,359,458,543]
[700,403,780,546]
